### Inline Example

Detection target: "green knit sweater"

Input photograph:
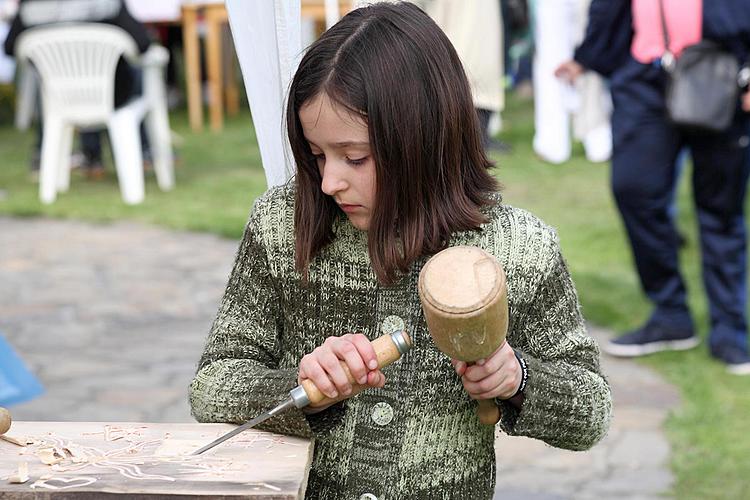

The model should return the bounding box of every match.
[189,184,612,500]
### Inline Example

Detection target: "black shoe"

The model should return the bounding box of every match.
[710,344,750,375]
[604,323,699,357]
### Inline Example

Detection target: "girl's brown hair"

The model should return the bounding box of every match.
[287,1,499,285]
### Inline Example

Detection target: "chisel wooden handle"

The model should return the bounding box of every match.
[300,331,411,408]
[0,407,11,435]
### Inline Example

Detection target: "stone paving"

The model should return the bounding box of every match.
[0,216,678,498]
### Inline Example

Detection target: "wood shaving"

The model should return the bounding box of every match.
[0,435,33,447]
[63,444,88,463]
[36,448,64,465]
[103,425,148,442]
[7,462,29,484]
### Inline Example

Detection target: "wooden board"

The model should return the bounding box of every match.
[0,422,313,499]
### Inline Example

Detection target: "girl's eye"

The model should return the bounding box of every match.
[346,156,367,166]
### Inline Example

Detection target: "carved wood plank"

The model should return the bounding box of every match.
[0,422,313,499]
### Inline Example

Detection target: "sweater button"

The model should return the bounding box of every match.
[359,494,379,500]
[371,402,394,426]
[380,315,405,335]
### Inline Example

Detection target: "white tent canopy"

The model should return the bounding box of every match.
[225,0,303,188]
[226,0,349,189]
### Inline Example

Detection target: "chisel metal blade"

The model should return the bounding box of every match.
[192,398,296,455]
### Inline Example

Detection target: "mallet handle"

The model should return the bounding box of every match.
[477,399,501,425]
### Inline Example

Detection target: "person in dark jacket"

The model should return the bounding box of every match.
[556,0,750,375]
[4,0,152,178]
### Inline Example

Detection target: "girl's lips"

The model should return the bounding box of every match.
[339,204,361,213]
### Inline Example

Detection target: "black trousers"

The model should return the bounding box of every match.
[610,58,750,352]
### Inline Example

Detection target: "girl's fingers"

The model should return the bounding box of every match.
[348,333,379,371]
[463,342,512,382]
[331,338,369,386]
[452,359,467,376]
[317,348,352,396]
[300,355,338,399]
[462,363,521,400]
[474,384,505,400]
[300,334,389,401]
[462,371,503,396]
[367,370,386,387]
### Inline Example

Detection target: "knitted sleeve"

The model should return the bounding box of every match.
[188,203,341,438]
[498,237,612,451]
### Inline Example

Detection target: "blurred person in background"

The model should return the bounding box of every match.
[0,1,15,87]
[533,0,612,164]
[423,0,508,152]
[502,0,533,97]
[3,0,153,179]
[556,0,750,374]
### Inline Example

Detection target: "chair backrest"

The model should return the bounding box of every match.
[15,23,139,124]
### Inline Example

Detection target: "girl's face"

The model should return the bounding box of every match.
[299,93,376,231]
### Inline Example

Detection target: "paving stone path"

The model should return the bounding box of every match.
[0,216,678,499]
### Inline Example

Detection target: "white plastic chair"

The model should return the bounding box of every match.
[16,23,175,205]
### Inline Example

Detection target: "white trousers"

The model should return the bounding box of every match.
[533,0,612,164]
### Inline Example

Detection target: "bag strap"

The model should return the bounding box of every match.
[657,0,676,71]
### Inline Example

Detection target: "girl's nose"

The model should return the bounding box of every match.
[320,162,348,196]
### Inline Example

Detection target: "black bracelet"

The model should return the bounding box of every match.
[511,349,528,397]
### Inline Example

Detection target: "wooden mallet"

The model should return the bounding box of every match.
[418,246,509,425]
[0,407,11,436]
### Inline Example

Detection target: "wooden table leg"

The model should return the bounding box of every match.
[224,28,240,117]
[182,5,203,132]
[205,4,224,132]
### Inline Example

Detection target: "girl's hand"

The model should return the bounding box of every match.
[452,341,521,400]
[298,333,386,401]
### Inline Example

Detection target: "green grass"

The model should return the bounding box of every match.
[1,96,749,498]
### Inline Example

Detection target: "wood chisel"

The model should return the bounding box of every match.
[192,330,412,455]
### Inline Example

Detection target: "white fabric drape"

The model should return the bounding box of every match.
[225,0,302,188]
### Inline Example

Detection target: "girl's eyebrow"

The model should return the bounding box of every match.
[306,139,370,149]
[332,141,369,148]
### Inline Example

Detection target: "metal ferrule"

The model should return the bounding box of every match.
[289,385,310,409]
[390,330,412,356]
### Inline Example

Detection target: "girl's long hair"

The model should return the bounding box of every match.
[287,1,499,285]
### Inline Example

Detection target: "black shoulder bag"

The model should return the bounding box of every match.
[658,0,740,132]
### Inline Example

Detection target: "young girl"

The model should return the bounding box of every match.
[190,3,612,499]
